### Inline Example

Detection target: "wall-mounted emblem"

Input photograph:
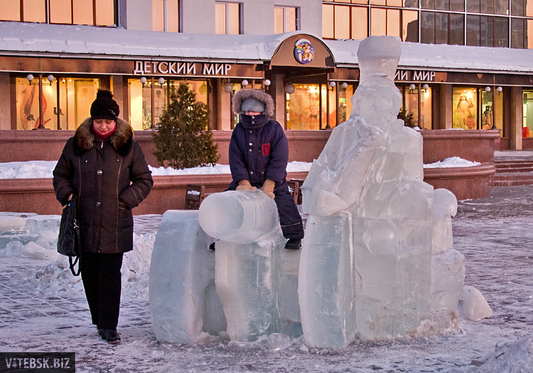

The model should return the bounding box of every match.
[294,39,315,64]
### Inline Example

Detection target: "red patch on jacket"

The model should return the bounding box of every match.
[262,143,271,156]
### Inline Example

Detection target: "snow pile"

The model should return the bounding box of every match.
[424,156,481,168]
[0,158,477,179]
[0,212,155,300]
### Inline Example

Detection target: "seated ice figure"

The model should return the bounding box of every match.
[149,210,227,343]
[299,36,464,346]
[198,190,302,342]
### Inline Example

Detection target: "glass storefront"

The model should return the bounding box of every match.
[492,87,504,134]
[286,83,353,130]
[128,78,209,131]
[452,87,477,129]
[337,83,354,124]
[401,85,433,129]
[15,76,99,130]
[523,90,533,137]
[452,86,504,132]
[287,83,324,130]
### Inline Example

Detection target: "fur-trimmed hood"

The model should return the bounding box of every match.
[232,89,275,118]
[74,118,133,156]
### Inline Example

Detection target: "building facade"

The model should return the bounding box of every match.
[1,0,533,150]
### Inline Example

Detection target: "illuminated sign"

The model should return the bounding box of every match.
[293,39,315,65]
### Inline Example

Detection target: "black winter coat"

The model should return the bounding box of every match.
[53,118,153,254]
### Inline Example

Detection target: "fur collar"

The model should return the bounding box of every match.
[232,89,275,118]
[74,118,133,157]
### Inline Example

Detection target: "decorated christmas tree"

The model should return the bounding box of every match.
[153,83,219,169]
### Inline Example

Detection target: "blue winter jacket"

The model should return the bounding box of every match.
[228,114,289,192]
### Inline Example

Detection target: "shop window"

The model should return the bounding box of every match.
[523,90,533,137]
[215,2,241,35]
[401,85,432,129]
[403,86,419,127]
[0,0,116,26]
[493,87,504,135]
[452,87,477,129]
[421,93,433,129]
[274,6,299,34]
[338,84,354,125]
[152,0,181,32]
[480,89,494,130]
[128,78,208,130]
[286,84,327,131]
[15,76,99,130]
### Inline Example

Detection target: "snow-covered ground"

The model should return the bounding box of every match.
[1,185,533,372]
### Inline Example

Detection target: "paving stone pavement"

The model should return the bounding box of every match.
[1,187,533,372]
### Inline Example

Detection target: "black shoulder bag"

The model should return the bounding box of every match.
[57,194,81,276]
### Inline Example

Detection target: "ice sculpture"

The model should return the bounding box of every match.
[299,36,465,346]
[198,190,302,342]
[149,210,227,343]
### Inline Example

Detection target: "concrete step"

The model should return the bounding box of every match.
[495,159,533,172]
[493,172,533,186]
[495,164,533,173]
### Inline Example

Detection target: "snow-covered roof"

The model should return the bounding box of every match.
[1,21,533,74]
[326,38,533,74]
[0,21,288,62]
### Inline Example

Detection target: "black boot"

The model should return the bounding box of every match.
[103,329,121,344]
[97,328,105,339]
[285,239,301,250]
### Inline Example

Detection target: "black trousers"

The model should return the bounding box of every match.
[80,252,123,330]
[274,189,305,240]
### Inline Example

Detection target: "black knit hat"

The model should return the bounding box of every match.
[90,89,119,120]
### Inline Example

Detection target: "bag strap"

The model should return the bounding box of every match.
[70,195,81,276]
[69,255,81,276]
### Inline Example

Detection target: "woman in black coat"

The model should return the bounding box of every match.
[53,90,153,344]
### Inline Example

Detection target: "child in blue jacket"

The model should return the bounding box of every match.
[228,89,304,249]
